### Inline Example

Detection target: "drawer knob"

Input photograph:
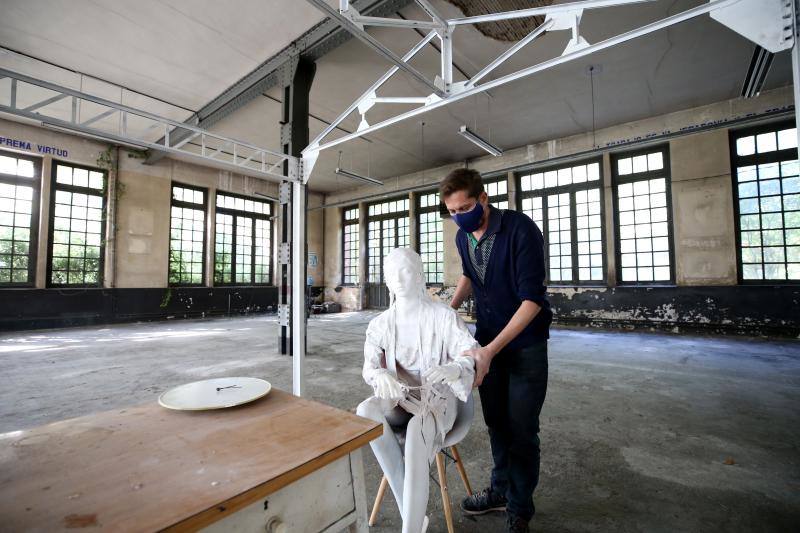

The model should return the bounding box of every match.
[265,517,286,533]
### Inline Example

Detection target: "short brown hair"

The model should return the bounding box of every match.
[439,168,484,199]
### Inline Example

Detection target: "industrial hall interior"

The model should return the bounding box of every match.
[0,0,798,532]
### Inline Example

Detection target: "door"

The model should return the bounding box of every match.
[366,215,409,309]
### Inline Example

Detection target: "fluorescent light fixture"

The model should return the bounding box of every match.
[741,45,773,99]
[458,125,503,157]
[335,167,384,186]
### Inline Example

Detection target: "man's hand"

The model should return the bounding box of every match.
[462,345,496,387]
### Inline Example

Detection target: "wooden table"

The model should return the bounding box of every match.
[0,389,381,532]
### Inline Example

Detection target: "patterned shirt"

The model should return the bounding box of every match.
[467,210,503,283]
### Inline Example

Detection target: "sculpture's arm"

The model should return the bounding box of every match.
[439,309,478,401]
[363,321,388,389]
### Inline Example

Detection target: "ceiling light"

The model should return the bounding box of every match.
[335,167,384,186]
[741,45,773,99]
[458,125,503,157]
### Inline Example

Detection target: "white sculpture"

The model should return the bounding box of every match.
[356,248,477,533]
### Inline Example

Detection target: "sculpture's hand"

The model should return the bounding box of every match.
[462,345,496,387]
[374,372,405,400]
[423,363,461,385]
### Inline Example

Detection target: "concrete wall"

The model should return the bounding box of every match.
[669,129,738,285]
[2,83,798,335]
[0,117,322,292]
[317,87,799,336]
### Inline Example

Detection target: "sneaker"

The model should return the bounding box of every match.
[460,487,507,515]
[506,513,530,533]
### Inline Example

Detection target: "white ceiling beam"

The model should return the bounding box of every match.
[351,15,442,30]
[414,0,448,28]
[303,0,743,161]
[306,0,445,97]
[0,68,295,183]
[309,29,437,146]
[447,0,655,25]
[466,19,554,89]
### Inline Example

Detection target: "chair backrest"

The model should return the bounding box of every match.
[442,392,474,447]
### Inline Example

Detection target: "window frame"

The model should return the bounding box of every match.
[366,195,410,285]
[47,160,106,288]
[213,190,274,287]
[341,205,360,286]
[0,150,41,287]
[729,119,800,285]
[482,174,510,209]
[515,156,607,286]
[416,189,444,286]
[611,145,675,286]
[169,182,208,287]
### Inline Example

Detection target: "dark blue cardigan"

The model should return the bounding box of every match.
[456,206,553,350]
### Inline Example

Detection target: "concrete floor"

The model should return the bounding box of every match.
[1,312,799,532]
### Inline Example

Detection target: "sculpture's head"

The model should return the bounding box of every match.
[384,247,427,301]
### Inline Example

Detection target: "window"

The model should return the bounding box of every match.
[483,176,509,209]
[169,184,206,285]
[611,147,673,284]
[48,162,105,287]
[731,122,799,282]
[367,197,409,283]
[342,206,360,285]
[0,151,39,286]
[215,192,273,285]
[418,191,444,284]
[518,159,605,284]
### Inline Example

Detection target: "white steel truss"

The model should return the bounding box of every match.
[301,0,797,183]
[0,68,299,183]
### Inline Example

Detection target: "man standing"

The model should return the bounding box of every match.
[440,169,552,533]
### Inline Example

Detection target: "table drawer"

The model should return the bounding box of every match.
[201,454,357,533]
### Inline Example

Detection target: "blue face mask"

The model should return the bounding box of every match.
[452,201,484,233]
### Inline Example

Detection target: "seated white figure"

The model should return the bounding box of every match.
[356,247,477,533]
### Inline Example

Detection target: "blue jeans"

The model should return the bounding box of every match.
[478,340,548,521]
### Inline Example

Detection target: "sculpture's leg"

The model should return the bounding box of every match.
[356,397,407,514]
[401,412,437,533]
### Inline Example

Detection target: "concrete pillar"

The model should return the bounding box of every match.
[506,170,518,210]
[35,157,52,288]
[669,129,737,285]
[205,187,216,287]
[602,152,617,286]
[358,200,368,310]
[409,191,419,251]
[442,216,461,286]
[103,152,117,288]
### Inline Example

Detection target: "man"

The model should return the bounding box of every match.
[440,168,552,533]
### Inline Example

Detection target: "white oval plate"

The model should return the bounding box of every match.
[158,377,272,411]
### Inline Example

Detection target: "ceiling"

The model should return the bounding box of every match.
[0,0,793,193]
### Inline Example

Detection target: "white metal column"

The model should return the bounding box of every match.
[291,177,307,396]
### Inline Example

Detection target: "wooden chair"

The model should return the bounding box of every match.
[368,394,474,533]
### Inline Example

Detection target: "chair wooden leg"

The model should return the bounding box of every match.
[369,476,389,527]
[451,445,473,496]
[436,452,455,533]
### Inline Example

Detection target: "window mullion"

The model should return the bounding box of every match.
[231,214,238,284]
[541,194,550,284]
[570,190,578,283]
[250,217,256,284]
